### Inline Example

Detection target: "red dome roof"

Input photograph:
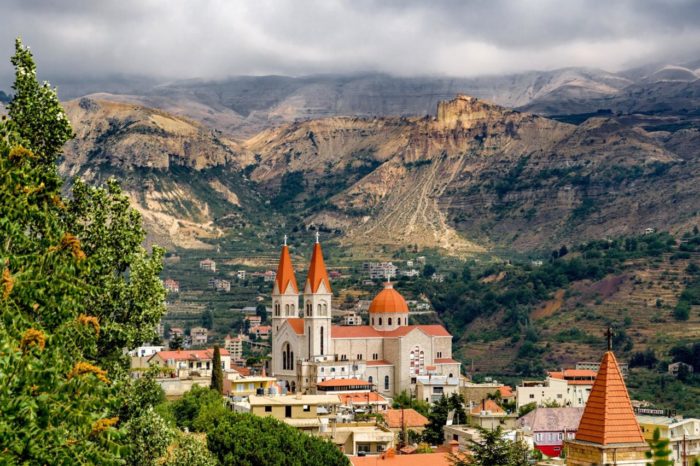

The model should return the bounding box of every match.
[369,283,409,314]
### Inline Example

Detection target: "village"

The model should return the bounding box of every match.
[131,240,700,465]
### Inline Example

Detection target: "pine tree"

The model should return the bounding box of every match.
[211,345,224,394]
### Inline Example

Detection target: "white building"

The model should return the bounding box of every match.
[516,369,596,408]
[224,334,245,362]
[199,259,216,272]
[271,238,460,396]
[190,327,209,346]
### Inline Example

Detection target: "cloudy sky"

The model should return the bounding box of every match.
[1,0,699,84]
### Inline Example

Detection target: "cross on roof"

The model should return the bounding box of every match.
[605,326,614,351]
[315,231,320,243]
[283,234,287,246]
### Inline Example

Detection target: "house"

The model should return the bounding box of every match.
[515,369,595,408]
[236,270,247,280]
[381,408,430,439]
[129,345,165,371]
[338,392,389,412]
[263,270,276,282]
[326,422,395,456]
[350,451,452,466]
[638,415,700,464]
[244,315,262,327]
[406,260,414,268]
[224,334,245,362]
[233,394,341,434]
[401,269,420,278]
[250,325,271,340]
[163,278,180,293]
[365,262,398,280]
[199,259,216,272]
[460,381,504,406]
[443,425,532,454]
[169,327,184,338]
[576,360,628,377]
[468,399,516,431]
[668,361,694,377]
[148,348,230,378]
[430,273,444,283]
[190,327,208,346]
[213,279,231,292]
[518,407,584,457]
[224,374,277,398]
[329,270,342,279]
[415,374,460,404]
[342,311,363,326]
[316,378,373,393]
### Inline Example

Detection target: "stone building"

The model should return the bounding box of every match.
[271,237,460,397]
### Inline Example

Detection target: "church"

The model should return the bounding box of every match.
[271,235,461,397]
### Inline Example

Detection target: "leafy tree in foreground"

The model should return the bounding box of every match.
[211,345,224,394]
[423,393,467,445]
[0,38,166,464]
[161,433,217,466]
[207,412,350,466]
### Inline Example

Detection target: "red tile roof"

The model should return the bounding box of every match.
[350,452,451,466]
[434,358,459,364]
[338,392,388,405]
[287,318,305,335]
[317,378,371,388]
[382,408,429,429]
[549,369,597,385]
[153,348,229,361]
[331,325,452,339]
[470,399,506,415]
[306,241,331,293]
[498,386,514,398]
[275,244,298,294]
[366,360,392,366]
[369,282,409,314]
[575,351,646,445]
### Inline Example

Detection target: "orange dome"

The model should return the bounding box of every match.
[369,283,409,314]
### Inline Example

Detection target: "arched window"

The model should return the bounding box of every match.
[285,304,290,315]
[379,317,383,325]
[283,343,294,371]
[449,373,454,378]
[388,317,392,326]
[371,317,375,325]
[282,349,287,370]
[368,376,373,384]
[320,326,324,355]
[323,303,328,315]
[396,318,400,325]
[384,375,389,390]
[308,327,311,356]
[291,304,295,313]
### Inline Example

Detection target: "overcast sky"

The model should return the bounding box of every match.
[1,0,699,85]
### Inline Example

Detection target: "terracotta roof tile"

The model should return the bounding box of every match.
[350,452,451,466]
[575,351,646,445]
[338,392,388,405]
[152,348,229,361]
[275,245,298,294]
[434,358,459,364]
[366,360,392,366]
[518,407,584,432]
[317,378,371,387]
[306,242,331,293]
[498,386,514,398]
[287,318,304,335]
[369,282,409,314]
[470,399,506,415]
[382,408,429,429]
[331,325,452,339]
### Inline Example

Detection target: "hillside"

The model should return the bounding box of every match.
[58,94,700,255]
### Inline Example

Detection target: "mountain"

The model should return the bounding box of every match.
[71,68,632,138]
[60,97,266,250]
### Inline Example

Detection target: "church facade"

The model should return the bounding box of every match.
[270,237,460,397]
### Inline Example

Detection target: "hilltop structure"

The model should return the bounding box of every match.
[564,339,649,465]
[270,236,460,396]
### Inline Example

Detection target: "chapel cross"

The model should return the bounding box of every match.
[605,326,614,351]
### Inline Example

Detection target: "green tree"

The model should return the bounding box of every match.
[450,426,530,466]
[645,427,672,466]
[207,412,350,465]
[171,385,224,432]
[169,334,184,350]
[162,433,217,466]
[201,309,214,329]
[256,303,268,323]
[424,393,467,445]
[124,407,173,466]
[211,345,224,394]
[0,39,124,465]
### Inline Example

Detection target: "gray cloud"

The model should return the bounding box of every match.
[1,0,699,86]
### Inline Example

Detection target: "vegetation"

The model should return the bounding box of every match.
[211,346,224,394]
[449,426,530,466]
[423,393,467,445]
[645,427,672,466]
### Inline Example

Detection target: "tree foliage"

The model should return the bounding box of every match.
[449,427,530,466]
[211,345,224,394]
[0,39,166,464]
[645,427,673,466]
[423,393,467,445]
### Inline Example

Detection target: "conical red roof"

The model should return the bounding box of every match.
[275,245,298,294]
[575,351,645,445]
[306,241,331,293]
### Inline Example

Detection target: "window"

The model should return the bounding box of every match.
[377,445,385,453]
[357,444,370,454]
[371,318,375,325]
[384,375,389,390]
[357,354,363,360]
[331,367,336,372]
[411,377,417,384]
[558,433,563,440]
[379,317,382,325]
[397,318,400,325]
[373,353,378,360]
[285,304,290,314]
[437,351,442,358]
[388,318,392,325]
[449,373,453,378]
[557,394,563,399]
[303,405,310,412]
[285,406,292,418]
[320,326,324,355]
[368,376,373,384]
[529,394,535,399]
[265,405,272,412]
[433,387,444,394]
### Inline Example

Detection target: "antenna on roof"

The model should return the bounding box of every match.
[315,231,320,244]
[283,234,288,246]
